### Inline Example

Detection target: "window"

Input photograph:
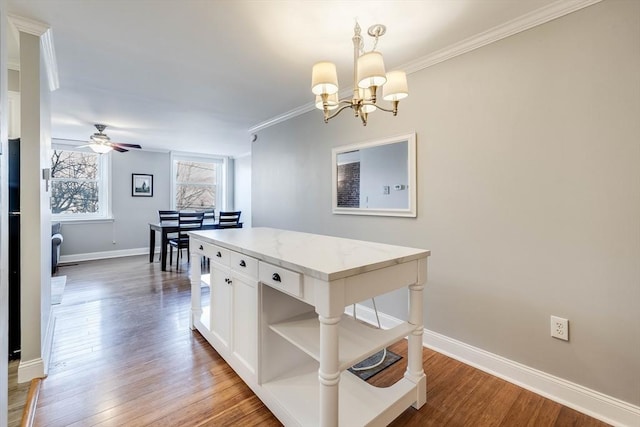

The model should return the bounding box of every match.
[173,156,223,210]
[50,146,110,220]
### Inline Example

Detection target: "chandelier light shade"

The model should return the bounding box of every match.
[311,61,339,95]
[357,52,386,89]
[311,22,408,125]
[383,70,409,101]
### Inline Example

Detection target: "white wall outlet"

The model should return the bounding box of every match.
[551,315,569,341]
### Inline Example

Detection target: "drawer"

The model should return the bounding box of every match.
[204,244,230,267]
[258,262,302,298]
[230,251,258,279]
[191,240,207,256]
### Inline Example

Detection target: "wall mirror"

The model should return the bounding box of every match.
[332,132,416,217]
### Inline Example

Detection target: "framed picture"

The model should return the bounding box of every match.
[132,173,153,197]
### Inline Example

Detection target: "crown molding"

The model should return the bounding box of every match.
[402,0,602,74]
[247,0,602,134]
[7,14,60,91]
[248,102,315,134]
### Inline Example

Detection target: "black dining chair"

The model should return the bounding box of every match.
[158,210,179,261]
[217,211,242,228]
[198,208,215,225]
[168,211,204,269]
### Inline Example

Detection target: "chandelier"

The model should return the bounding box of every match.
[311,22,408,126]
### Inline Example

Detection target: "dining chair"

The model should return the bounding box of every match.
[198,208,215,224]
[217,211,242,228]
[158,210,179,261]
[168,211,204,269]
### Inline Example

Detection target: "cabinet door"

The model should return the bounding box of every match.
[210,265,231,349]
[231,273,257,373]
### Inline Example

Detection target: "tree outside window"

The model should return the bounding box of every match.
[50,148,109,219]
[175,160,217,210]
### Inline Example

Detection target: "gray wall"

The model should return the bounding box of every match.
[252,0,640,406]
[59,150,171,256]
[234,154,252,228]
[8,68,18,91]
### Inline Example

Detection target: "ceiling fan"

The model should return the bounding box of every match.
[79,124,142,153]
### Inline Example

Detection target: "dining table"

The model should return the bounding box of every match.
[149,220,243,271]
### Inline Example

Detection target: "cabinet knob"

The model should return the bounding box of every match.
[216,251,222,258]
[272,273,281,282]
[239,260,246,267]
[199,245,203,250]
[227,279,233,285]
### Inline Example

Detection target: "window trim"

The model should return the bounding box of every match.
[50,141,112,222]
[170,152,228,212]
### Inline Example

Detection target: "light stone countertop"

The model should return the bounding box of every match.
[189,227,430,281]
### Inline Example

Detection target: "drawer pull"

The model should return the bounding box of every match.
[199,245,203,250]
[272,273,281,282]
[216,251,222,258]
[239,260,246,267]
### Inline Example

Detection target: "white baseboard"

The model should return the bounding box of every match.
[17,358,44,384]
[345,304,639,427]
[59,246,158,264]
[17,308,56,384]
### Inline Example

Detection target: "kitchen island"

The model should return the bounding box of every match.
[189,227,430,427]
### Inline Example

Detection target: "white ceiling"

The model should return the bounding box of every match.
[6,0,566,157]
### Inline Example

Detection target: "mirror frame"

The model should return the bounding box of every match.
[332,132,417,217]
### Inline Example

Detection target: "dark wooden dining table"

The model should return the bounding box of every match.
[149,221,243,271]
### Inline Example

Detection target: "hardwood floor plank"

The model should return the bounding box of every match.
[27,255,611,427]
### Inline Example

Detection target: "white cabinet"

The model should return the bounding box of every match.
[191,241,259,379]
[231,272,257,372]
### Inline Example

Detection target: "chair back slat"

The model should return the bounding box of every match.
[217,211,241,228]
[159,210,179,223]
[178,211,205,237]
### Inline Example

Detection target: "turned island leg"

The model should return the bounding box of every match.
[405,257,427,408]
[318,314,340,427]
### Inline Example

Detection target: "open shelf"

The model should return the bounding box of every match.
[262,360,417,426]
[269,312,415,371]
[201,273,211,287]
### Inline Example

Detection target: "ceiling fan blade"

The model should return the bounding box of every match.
[111,142,142,149]
[112,146,129,153]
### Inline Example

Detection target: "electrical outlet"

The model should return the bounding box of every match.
[550,315,569,341]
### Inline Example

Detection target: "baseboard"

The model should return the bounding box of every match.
[59,246,158,264]
[17,310,56,384]
[17,358,44,384]
[345,304,639,427]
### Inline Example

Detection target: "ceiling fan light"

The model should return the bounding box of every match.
[383,70,409,101]
[315,93,339,110]
[311,61,339,95]
[89,144,113,154]
[357,51,386,89]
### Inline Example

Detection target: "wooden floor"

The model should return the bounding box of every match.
[8,359,31,427]
[30,255,610,426]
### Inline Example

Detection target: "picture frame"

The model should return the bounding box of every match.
[132,173,153,197]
